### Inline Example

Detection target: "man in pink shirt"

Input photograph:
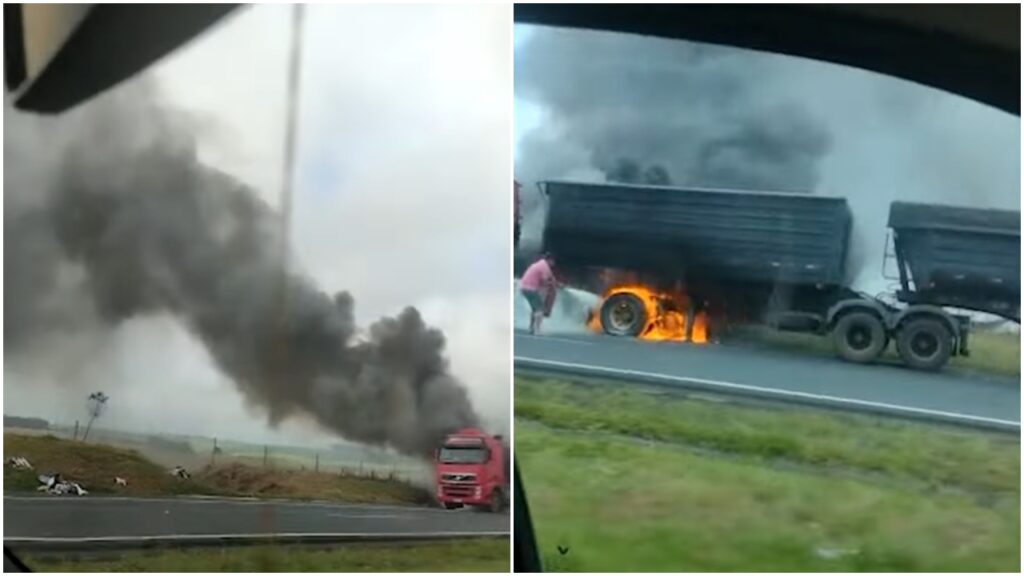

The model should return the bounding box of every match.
[520,253,557,335]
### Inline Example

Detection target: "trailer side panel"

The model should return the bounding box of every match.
[543,181,853,287]
[888,202,1020,320]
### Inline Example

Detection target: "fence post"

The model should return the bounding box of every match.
[211,437,218,466]
[314,453,319,473]
[263,445,268,468]
[73,421,79,441]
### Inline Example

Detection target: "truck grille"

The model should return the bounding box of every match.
[441,473,476,483]
[441,484,476,498]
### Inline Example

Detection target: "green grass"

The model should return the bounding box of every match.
[731,326,1020,378]
[955,330,1022,377]
[516,378,1019,493]
[24,539,509,572]
[515,377,1020,572]
[4,433,430,506]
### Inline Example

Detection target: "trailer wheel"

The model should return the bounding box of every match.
[600,292,647,337]
[832,311,887,363]
[896,318,952,371]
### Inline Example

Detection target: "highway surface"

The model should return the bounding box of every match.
[4,495,508,545]
[515,330,1020,431]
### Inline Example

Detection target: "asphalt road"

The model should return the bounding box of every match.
[515,330,1020,430]
[3,495,508,542]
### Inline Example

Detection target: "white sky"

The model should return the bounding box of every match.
[4,4,512,447]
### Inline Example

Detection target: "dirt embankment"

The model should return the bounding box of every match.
[4,433,431,505]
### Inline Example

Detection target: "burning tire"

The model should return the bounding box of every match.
[832,311,887,363]
[896,318,952,371]
[600,292,647,337]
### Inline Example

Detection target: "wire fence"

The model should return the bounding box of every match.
[26,422,428,486]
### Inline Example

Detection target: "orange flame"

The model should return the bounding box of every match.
[587,284,709,344]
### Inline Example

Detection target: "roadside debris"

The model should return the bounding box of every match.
[169,466,191,480]
[7,457,33,470]
[37,473,89,496]
[114,476,128,487]
[814,546,860,560]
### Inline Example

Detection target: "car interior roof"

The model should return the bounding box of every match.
[514,4,1020,115]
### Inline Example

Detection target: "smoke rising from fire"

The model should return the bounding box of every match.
[515,28,832,192]
[4,85,478,458]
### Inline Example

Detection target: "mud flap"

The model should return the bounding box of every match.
[959,327,970,356]
[684,301,697,342]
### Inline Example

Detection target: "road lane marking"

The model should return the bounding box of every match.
[516,333,597,346]
[1,495,423,512]
[3,531,510,545]
[514,356,1021,431]
[326,513,413,519]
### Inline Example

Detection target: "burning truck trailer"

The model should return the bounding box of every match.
[540,180,1020,371]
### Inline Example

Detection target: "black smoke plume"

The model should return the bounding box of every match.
[4,86,478,458]
[514,27,832,192]
[606,159,673,186]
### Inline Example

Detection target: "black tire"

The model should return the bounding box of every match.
[896,318,952,371]
[443,502,460,510]
[488,489,504,513]
[832,311,887,363]
[600,292,647,337]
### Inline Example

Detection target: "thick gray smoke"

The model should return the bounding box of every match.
[4,85,478,458]
[515,27,832,192]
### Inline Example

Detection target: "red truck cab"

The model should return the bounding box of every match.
[434,428,509,513]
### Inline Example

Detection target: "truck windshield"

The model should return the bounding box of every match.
[439,446,490,464]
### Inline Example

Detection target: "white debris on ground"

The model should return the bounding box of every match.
[36,473,88,496]
[7,457,33,470]
[814,546,860,560]
[169,466,191,479]
[114,476,128,487]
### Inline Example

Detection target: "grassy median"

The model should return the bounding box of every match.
[4,433,430,505]
[23,539,509,572]
[515,376,1020,572]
